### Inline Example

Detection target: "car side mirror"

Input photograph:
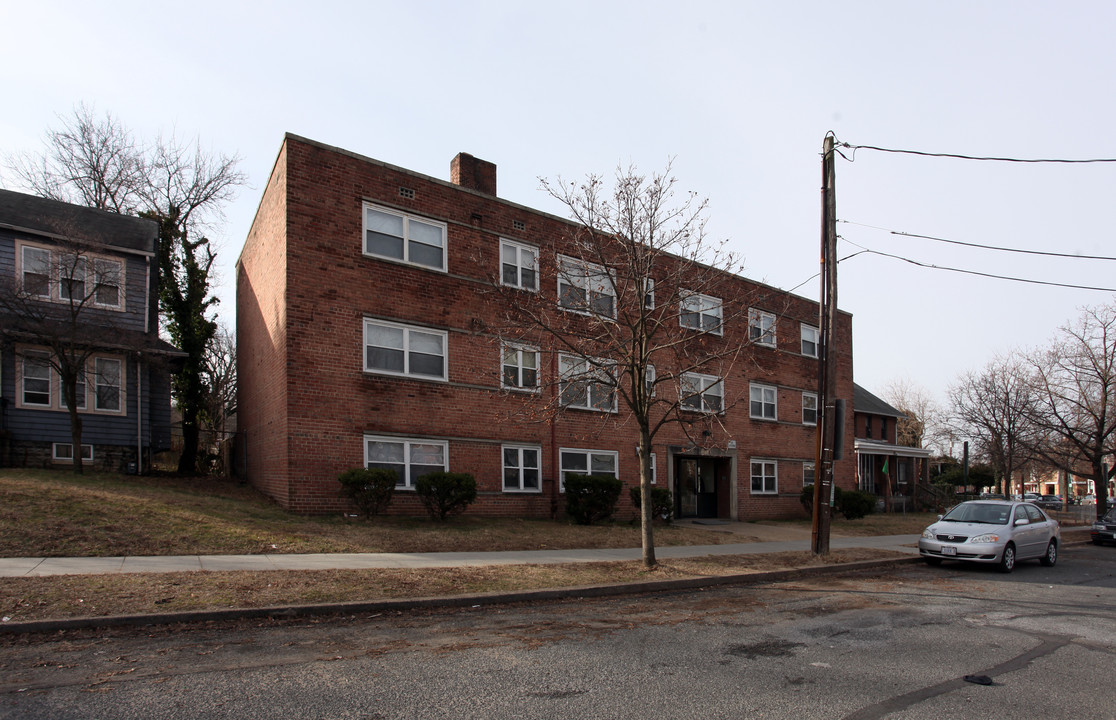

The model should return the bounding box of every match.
[936,514,943,520]
[1014,518,1029,526]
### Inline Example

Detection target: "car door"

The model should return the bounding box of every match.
[1024,504,1052,557]
[1012,504,1039,558]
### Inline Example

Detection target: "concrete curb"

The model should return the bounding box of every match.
[0,556,923,635]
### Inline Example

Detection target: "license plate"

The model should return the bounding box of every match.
[941,546,957,556]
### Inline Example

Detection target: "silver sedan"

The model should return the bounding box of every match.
[918,500,1060,573]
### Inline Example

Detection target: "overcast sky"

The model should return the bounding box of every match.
[3,1,1114,412]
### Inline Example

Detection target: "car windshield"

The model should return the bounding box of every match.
[1104,508,1116,523]
[941,503,1011,525]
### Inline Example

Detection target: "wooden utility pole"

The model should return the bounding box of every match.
[812,134,839,555]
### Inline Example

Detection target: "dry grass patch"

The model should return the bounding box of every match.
[0,549,909,623]
[0,469,735,558]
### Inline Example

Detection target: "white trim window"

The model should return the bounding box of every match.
[365,436,448,489]
[803,462,815,488]
[502,343,539,392]
[21,351,51,407]
[557,255,615,317]
[751,459,778,494]
[363,203,447,271]
[681,372,724,413]
[749,309,777,346]
[94,358,122,412]
[750,382,777,420]
[559,448,618,491]
[53,443,93,463]
[642,277,655,310]
[801,323,819,358]
[802,392,818,425]
[500,239,538,291]
[680,292,722,334]
[21,245,51,298]
[559,354,616,412]
[503,445,541,492]
[363,319,447,381]
[19,243,124,310]
[60,365,87,410]
[645,365,656,398]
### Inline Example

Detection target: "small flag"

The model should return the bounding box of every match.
[882,458,889,474]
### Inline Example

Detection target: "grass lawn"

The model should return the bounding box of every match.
[0,469,927,624]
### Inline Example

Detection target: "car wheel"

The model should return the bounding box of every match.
[1040,540,1057,567]
[997,543,1016,573]
[923,556,943,567]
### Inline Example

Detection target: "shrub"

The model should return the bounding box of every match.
[565,474,623,525]
[834,487,876,520]
[338,468,397,519]
[629,486,674,522]
[800,485,816,514]
[414,471,477,522]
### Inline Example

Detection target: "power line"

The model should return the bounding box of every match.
[837,237,1116,293]
[839,220,1116,262]
[837,142,1116,164]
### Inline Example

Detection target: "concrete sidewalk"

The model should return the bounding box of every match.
[0,534,923,577]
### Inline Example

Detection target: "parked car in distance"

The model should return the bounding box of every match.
[1023,492,1042,503]
[1035,495,1063,510]
[1092,506,1116,546]
[919,500,1060,573]
[980,492,1006,500]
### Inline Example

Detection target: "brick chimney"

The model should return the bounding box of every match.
[450,153,497,196]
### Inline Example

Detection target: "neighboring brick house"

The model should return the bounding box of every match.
[853,383,931,510]
[0,189,179,471]
[236,134,856,519]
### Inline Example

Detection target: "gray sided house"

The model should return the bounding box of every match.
[0,189,180,471]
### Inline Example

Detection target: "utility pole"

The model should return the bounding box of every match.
[812,134,839,556]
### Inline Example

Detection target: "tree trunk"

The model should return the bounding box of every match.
[638,430,656,568]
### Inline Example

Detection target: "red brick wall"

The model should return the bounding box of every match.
[237,134,857,518]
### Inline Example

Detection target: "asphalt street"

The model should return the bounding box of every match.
[1,544,1113,719]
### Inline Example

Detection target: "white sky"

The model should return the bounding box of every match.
[3,1,1114,410]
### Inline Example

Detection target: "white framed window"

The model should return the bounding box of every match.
[53,443,93,462]
[749,309,776,346]
[801,324,819,358]
[645,365,656,398]
[60,366,87,411]
[21,245,51,298]
[18,243,124,309]
[94,358,122,412]
[365,436,448,489]
[751,459,777,494]
[642,277,655,310]
[363,203,447,271]
[501,343,539,391]
[92,258,123,308]
[802,392,818,425]
[680,292,722,334]
[500,239,538,291]
[363,319,447,381]
[559,354,616,412]
[559,448,618,491]
[803,462,815,488]
[21,351,51,407]
[681,372,724,413]
[558,255,615,318]
[503,445,541,492]
[750,383,777,420]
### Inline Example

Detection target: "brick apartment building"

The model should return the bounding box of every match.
[236,134,855,519]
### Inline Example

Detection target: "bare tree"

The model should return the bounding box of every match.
[882,377,945,452]
[490,163,772,568]
[200,323,237,471]
[6,104,247,475]
[0,232,136,473]
[1023,304,1116,520]
[948,354,1036,496]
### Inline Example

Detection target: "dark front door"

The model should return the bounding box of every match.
[677,457,718,519]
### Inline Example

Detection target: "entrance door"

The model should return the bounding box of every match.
[676,457,718,518]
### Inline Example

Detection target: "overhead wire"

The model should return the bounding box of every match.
[837,142,1116,164]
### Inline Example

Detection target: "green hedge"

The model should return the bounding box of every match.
[629,486,674,522]
[414,472,478,522]
[337,467,397,519]
[565,474,623,525]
